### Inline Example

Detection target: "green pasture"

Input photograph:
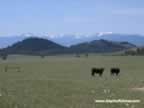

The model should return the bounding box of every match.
[0,55,144,108]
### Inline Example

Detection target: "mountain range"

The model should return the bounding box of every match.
[0,33,144,48]
[0,37,136,55]
[50,33,144,46]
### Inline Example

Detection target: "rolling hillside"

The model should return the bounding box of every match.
[0,37,67,55]
[0,37,136,55]
[70,39,136,53]
[0,33,144,48]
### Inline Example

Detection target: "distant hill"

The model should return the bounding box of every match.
[0,33,144,48]
[1,37,67,55]
[70,39,136,53]
[48,33,144,46]
[0,37,136,55]
[119,42,136,49]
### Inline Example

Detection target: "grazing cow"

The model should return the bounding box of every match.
[91,68,104,77]
[111,68,120,76]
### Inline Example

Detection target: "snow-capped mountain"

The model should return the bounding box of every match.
[0,33,144,48]
[48,33,144,46]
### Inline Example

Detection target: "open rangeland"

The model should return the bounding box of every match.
[0,55,144,108]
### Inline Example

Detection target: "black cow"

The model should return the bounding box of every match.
[91,68,104,77]
[111,68,120,76]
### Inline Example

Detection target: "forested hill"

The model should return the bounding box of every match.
[0,37,136,55]
[0,37,67,55]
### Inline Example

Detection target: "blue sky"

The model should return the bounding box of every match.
[0,0,144,36]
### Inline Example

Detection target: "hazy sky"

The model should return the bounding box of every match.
[0,0,144,36]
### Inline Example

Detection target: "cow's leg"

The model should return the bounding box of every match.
[116,72,119,76]
[91,71,95,76]
[99,72,102,77]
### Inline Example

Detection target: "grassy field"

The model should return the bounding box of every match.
[0,55,144,108]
